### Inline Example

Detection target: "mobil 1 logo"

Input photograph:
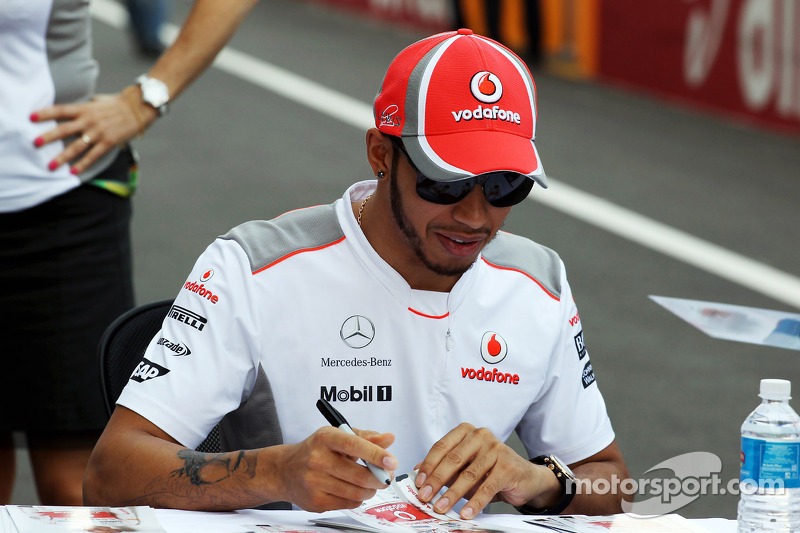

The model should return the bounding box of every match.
[320,385,392,402]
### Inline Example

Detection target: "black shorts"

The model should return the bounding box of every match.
[0,152,135,432]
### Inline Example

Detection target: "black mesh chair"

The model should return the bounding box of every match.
[97,298,290,508]
[97,299,221,453]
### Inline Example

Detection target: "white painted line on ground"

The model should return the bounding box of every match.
[532,180,800,309]
[91,0,800,309]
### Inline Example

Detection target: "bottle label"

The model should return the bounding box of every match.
[740,436,800,489]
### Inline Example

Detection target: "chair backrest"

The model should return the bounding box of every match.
[97,299,221,453]
[97,298,290,509]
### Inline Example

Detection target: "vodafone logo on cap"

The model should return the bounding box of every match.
[471,71,502,103]
[451,70,521,125]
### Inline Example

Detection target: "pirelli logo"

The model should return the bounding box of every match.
[168,305,207,331]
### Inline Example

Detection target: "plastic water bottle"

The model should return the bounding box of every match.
[738,379,800,532]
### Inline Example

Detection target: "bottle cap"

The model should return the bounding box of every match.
[759,379,791,400]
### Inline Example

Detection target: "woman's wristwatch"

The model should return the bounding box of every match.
[136,75,170,117]
[517,454,577,515]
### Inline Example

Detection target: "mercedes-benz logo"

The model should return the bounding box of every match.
[340,315,375,349]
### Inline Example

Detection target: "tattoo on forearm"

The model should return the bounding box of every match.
[171,449,255,485]
[132,449,259,507]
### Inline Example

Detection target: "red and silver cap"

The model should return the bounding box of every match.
[374,28,546,187]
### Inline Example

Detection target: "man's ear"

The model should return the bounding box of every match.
[365,128,392,176]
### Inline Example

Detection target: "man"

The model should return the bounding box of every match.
[84,29,628,517]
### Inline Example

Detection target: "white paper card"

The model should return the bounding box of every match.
[650,295,800,351]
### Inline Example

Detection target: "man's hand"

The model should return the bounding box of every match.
[413,423,556,520]
[31,91,155,175]
[272,426,397,512]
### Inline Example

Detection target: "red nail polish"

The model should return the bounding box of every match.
[30,112,39,122]
[34,137,44,147]
[70,167,79,175]
[48,161,59,171]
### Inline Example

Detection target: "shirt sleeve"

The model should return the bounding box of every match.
[515,261,616,465]
[117,238,261,448]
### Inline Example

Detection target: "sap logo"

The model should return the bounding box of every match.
[569,311,580,327]
[574,330,586,360]
[320,385,392,402]
[156,337,192,356]
[582,360,596,389]
[130,358,170,382]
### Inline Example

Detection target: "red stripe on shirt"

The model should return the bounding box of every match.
[407,308,449,319]
[480,257,560,301]
[253,236,346,274]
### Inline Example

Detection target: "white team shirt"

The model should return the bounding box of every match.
[118,181,615,472]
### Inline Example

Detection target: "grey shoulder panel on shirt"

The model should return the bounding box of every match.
[482,232,563,300]
[220,203,344,274]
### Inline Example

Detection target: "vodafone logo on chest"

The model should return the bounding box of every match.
[480,331,507,364]
[461,331,520,385]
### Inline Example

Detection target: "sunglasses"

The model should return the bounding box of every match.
[390,137,534,207]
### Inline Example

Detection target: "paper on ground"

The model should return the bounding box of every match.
[650,295,800,351]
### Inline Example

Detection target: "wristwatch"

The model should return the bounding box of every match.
[135,74,170,116]
[517,454,577,515]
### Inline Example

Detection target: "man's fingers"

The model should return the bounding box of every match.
[317,428,397,487]
[437,456,511,518]
[311,463,382,503]
[353,427,395,450]
[415,423,476,501]
[328,427,398,475]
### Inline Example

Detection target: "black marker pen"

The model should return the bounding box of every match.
[316,398,393,485]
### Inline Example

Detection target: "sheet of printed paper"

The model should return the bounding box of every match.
[649,295,800,351]
[524,513,712,532]
[6,505,166,533]
[313,471,503,533]
[1,507,18,533]
[389,471,462,521]
[248,524,348,533]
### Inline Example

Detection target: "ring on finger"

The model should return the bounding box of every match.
[80,134,92,145]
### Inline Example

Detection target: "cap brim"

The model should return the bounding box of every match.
[403,131,547,189]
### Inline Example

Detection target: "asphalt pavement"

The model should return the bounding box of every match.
[11,0,800,520]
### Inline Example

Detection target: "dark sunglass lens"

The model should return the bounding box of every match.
[416,177,475,205]
[484,173,534,207]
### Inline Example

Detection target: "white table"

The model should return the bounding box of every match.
[153,509,737,533]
